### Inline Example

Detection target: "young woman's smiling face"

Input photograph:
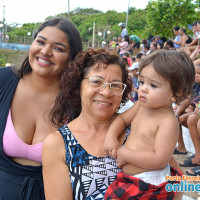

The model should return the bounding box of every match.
[29,26,71,80]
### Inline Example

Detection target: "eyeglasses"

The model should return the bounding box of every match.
[83,76,127,96]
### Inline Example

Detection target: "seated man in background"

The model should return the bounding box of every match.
[129,35,141,55]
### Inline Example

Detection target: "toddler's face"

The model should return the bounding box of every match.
[138,64,174,109]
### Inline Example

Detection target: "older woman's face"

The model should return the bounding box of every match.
[80,64,123,121]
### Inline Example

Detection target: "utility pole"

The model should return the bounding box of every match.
[68,0,70,20]
[92,22,95,48]
[126,0,130,28]
[3,5,5,42]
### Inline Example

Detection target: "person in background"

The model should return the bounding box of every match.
[191,21,199,40]
[109,37,117,50]
[161,36,167,44]
[140,39,147,54]
[154,35,164,46]
[102,40,107,47]
[119,22,128,40]
[104,50,195,200]
[129,35,141,55]
[172,26,181,49]
[147,34,154,46]
[118,35,130,57]
[115,35,122,54]
[179,27,192,48]
[128,62,139,102]
[144,44,151,55]
[164,40,175,50]
[179,64,200,173]
[173,60,200,157]
[123,52,131,68]
[150,43,157,53]
[184,21,200,56]
[0,17,82,200]
[130,56,136,68]
[157,42,164,50]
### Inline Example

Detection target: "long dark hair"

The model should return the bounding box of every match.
[51,48,132,127]
[16,17,83,78]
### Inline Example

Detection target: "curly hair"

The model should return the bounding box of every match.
[139,50,195,103]
[51,48,132,127]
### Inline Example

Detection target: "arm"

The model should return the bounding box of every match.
[190,45,200,61]
[187,38,197,46]
[173,36,182,46]
[42,132,73,200]
[175,98,190,117]
[180,35,188,47]
[104,101,140,158]
[117,116,179,169]
[173,40,182,46]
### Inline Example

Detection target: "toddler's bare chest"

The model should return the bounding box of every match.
[127,114,159,147]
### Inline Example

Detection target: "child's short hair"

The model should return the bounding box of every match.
[139,50,195,103]
[131,56,136,62]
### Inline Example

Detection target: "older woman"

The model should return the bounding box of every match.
[42,48,183,200]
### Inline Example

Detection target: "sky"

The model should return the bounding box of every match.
[0,0,149,25]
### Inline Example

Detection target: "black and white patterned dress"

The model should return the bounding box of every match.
[58,125,129,200]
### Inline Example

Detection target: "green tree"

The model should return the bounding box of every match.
[146,0,198,38]
[127,8,148,39]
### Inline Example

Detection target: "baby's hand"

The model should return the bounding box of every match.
[103,137,119,159]
[116,147,128,168]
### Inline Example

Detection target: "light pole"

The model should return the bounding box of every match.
[98,32,102,47]
[68,0,70,20]
[126,0,130,28]
[89,22,96,47]
[3,5,5,42]
[92,22,95,48]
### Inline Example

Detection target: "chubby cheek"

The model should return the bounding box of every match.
[28,47,35,64]
[195,75,200,83]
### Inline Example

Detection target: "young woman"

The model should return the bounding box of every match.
[0,17,82,200]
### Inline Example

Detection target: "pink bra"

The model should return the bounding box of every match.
[3,110,43,163]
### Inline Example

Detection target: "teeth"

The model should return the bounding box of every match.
[38,58,51,64]
[95,101,110,105]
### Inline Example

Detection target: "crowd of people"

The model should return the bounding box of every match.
[0,17,198,199]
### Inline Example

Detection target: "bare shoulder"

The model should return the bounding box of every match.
[123,100,140,115]
[158,112,179,129]
[160,111,177,122]
[43,131,65,154]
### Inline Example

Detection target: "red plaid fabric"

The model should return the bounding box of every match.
[104,167,182,200]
